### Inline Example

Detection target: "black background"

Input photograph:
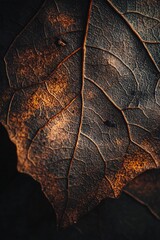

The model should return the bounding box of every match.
[0,0,160,239]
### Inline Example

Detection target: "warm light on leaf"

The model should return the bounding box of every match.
[0,0,159,227]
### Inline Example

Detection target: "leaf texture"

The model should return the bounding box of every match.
[125,169,160,220]
[0,0,160,227]
[110,0,160,70]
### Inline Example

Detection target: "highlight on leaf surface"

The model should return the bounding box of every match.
[0,0,159,227]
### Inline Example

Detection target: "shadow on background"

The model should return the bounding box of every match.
[0,124,56,240]
[0,123,17,189]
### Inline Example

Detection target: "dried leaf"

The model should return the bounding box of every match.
[125,169,160,220]
[0,0,160,227]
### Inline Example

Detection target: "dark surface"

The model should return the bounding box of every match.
[2,0,160,227]
[0,0,160,239]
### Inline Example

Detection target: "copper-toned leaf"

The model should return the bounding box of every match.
[125,169,160,220]
[0,0,160,227]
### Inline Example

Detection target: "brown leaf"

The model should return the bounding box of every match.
[0,0,160,227]
[124,169,160,220]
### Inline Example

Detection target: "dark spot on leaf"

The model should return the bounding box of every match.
[55,38,67,47]
[152,128,160,140]
[131,90,135,96]
[104,120,117,128]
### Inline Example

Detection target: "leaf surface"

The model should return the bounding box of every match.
[125,169,160,220]
[0,0,160,227]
